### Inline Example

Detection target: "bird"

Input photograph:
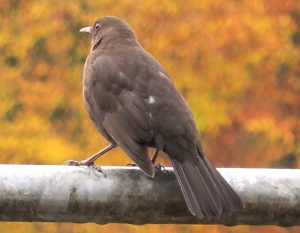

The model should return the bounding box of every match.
[65,16,244,219]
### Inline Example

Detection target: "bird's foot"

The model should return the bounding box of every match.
[126,163,137,167]
[89,163,106,177]
[64,160,80,166]
[64,159,106,177]
[154,163,166,172]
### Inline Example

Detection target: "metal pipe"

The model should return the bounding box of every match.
[0,165,299,226]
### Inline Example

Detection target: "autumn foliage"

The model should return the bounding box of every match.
[0,0,299,232]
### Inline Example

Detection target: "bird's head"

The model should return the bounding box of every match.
[80,16,138,51]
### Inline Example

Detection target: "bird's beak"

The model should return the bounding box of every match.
[79,26,92,34]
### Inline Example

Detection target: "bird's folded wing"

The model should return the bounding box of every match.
[90,56,155,177]
[103,106,154,177]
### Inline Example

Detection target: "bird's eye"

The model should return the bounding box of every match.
[94,23,101,30]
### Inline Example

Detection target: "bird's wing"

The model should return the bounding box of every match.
[89,56,155,177]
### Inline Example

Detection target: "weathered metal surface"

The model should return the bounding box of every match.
[0,165,299,226]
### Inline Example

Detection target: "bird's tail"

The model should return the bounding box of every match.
[170,146,244,219]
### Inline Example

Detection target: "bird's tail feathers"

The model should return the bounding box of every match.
[170,149,243,219]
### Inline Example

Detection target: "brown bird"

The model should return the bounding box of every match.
[65,16,244,219]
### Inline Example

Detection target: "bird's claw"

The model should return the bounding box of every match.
[64,160,106,177]
[126,163,137,167]
[64,160,80,166]
[154,163,166,172]
[89,163,106,177]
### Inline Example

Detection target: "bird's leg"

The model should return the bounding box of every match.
[127,149,160,167]
[77,144,116,165]
[151,149,165,172]
[151,149,159,164]
[64,144,116,175]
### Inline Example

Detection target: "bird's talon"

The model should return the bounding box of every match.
[90,163,106,177]
[64,160,80,166]
[64,160,105,176]
[154,163,166,172]
[126,163,137,167]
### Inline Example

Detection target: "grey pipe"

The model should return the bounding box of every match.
[0,165,299,226]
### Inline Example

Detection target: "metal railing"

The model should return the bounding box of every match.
[0,165,299,226]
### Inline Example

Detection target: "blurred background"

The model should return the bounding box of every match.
[0,0,299,232]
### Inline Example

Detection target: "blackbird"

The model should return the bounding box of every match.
[65,16,244,219]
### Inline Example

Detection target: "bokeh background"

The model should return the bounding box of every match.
[0,0,299,232]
